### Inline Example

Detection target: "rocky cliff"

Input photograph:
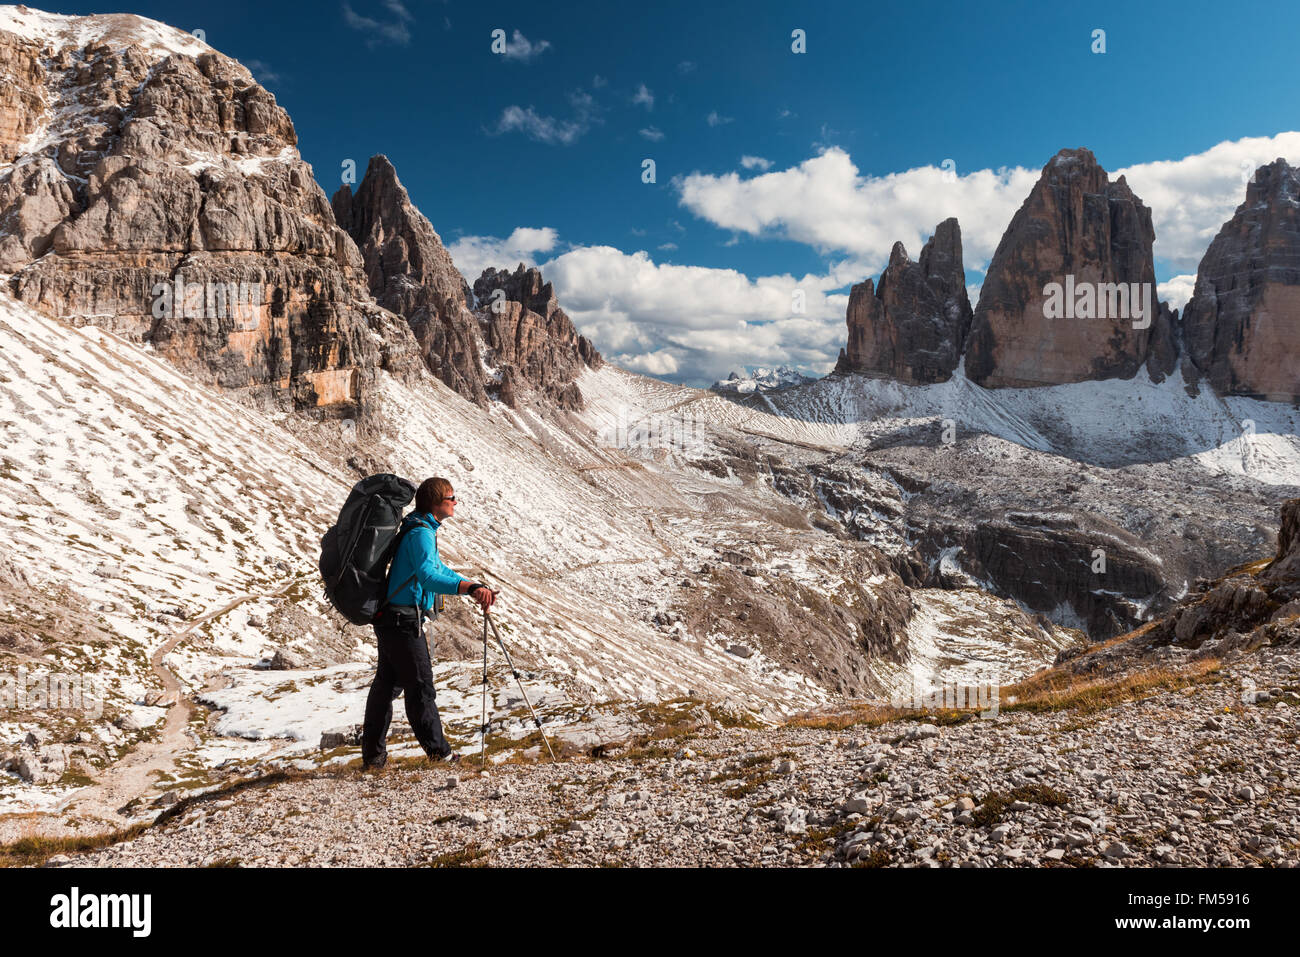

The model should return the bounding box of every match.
[0,7,420,412]
[1181,159,1300,403]
[331,155,490,406]
[834,218,972,383]
[965,148,1160,388]
[1055,498,1300,675]
[472,264,601,411]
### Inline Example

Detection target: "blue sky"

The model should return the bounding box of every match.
[45,0,1300,385]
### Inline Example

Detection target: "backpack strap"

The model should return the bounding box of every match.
[382,519,430,607]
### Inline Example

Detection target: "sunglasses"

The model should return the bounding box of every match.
[441,496,457,503]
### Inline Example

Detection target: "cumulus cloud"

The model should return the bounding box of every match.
[1117,132,1300,272]
[342,0,413,47]
[706,111,733,127]
[1157,274,1198,312]
[676,147,1038,277]
[633,83,654,110]
[538,244,850,385]
[740,155,772,171]
[639,126,664,142]
[619,349,679,376]
[498,29,551,61]
[447,227,560,285]
[677,133,1300,283]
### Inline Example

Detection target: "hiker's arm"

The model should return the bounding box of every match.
[414,530,468,596]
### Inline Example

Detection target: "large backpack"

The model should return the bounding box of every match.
[319,473,417,625]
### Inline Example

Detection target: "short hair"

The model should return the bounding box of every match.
[416,477,453,513]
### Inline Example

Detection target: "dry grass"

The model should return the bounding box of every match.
[1000,658,1223,715]
[0,821,151,868]
[783,701,913,731]
[783,656,1224,732]
[1226,557,1274,577]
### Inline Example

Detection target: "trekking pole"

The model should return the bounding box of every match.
[480,607,489,769]
[484,609,557,762]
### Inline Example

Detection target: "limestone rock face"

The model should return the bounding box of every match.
[472,264,602,411]
[0,9,416,412]
[332,155,489,406]
[1181,159,1300,402]
[1080,498,1300,665]
[1145,301,1181,384]
[834,218,972,383]
[965,148,1159,388]
[1265,497,1300,588]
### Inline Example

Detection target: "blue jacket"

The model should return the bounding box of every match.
[386,512,467,611]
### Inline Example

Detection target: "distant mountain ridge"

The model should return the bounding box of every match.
[712,365,813,395]
[834,148,1300,404]
[0,6,597,420]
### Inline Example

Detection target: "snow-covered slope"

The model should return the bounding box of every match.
[646,363,1300,483]
[0,5,209,58]
[1,289,1072,816]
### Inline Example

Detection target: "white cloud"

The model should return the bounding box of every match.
[633,84,654,110]
[657,242,677,251]
[539,244,849,384]
[244,59,282,85]
[1117,132,1300,272]
[342,0,413,46]
[448,227,560,284]
[618,349,679,376]
[639,126,664,142]
[490,90,599,145]
[499,29,551,62]
[492,106,583,144]
[676,147,1038,277]
[677,60,697,75]
[1158,274,1197,312]
[706,111,734,127]
[740,155,772,171]
[675,133,1300,286]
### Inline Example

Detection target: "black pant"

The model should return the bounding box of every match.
[362,607,451,763]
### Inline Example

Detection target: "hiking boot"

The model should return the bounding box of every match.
[438,750,461,765]
[362,753,387,770]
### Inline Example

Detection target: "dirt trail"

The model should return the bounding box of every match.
[60,576,309,826]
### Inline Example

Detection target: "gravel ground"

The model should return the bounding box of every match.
[47,648,1300,868]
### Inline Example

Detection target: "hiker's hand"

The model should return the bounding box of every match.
[471,586,496,611]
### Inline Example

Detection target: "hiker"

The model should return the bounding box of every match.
[361,477,496,768]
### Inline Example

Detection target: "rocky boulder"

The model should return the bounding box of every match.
[966,148,1160,388]
[834,218,972,383]
[1061,498,1300,671]
[1181,159,1300,402]
[472,264,602,411]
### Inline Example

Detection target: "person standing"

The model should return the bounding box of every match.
[361,477,495,768]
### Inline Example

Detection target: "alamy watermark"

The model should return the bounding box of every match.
[1043,275,1152,329]
[891,681,1000,718]
[0,667,105,718]
[150,273,264,328]
[596,404,706,453]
